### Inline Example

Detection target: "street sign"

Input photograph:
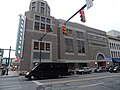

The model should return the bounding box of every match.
[86,0,93,10]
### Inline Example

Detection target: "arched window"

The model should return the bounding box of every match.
[97,54,104,60]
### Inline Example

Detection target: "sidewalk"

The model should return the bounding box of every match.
[0,70,19,78]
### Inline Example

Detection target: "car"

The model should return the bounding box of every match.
[76,67,92,74]
[109,65,120,73]
[94,66,107,73]
[25,63,69,80]
[68,69,75,75]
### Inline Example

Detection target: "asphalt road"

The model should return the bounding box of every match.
[0,72,120,90]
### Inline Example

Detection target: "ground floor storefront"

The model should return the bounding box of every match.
[66,60,113,70]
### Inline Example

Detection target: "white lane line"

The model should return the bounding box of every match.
[0,85,21,88]
[3,87,22,90]
[78,82,104,88]
[0,85,22,90]
[32,81,44,86]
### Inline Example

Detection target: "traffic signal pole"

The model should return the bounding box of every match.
[64,0,94,25]
[6,46,11,75]
[0,46,15,75]
[64,4,86,25]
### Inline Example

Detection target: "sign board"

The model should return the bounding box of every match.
[104,58,112,61]
[15,14,26,58]
[86,0,93,10]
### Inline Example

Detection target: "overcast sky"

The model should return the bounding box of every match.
[0,0,120,57]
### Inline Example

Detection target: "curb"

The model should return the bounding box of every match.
[0,75,19,78]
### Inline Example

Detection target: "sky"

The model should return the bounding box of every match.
[0,0,120,57]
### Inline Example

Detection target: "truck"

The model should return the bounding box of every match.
[25,62,69,80]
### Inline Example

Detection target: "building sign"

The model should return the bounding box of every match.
[15,14,26,59]
[104,58,112,61]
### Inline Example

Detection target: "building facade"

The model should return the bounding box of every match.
[17,0,111,73]
[107,30,120,64]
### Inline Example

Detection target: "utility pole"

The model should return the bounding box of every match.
[6,46,11,75]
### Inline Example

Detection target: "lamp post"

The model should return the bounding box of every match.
[38,32,48,63]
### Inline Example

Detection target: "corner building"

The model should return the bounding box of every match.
[19,0,111,73]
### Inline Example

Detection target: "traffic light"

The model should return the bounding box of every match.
[62,25,67,35]
[80,10,86,23]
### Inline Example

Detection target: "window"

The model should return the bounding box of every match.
[77,31,84,39]
[32,2,36,7]
[48,7,50,15]
[34,22,39,30]
[46,18,51,23]
[34,42,39,50]
[65,38,73,52]
[41,2,45,7]
[46,43,50,51]
[41,7,44,14]
[46,24,51,32]
[35,15,40,21]
[32,7,35,11]
[33,41,51,51]
[41,17,45,22]
[77,40,85,53]
[40,42,44,50]
[67,29,72,36]
[41,23,45,29]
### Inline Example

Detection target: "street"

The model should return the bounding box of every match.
[0,72,120,90]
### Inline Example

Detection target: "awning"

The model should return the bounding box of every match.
[112,58,120,63]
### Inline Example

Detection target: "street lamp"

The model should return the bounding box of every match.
[38,30,52,63]
[38,27,52,63]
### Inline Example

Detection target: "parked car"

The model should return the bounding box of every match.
[68,69,75,75]
[109,65,120,73]
[94,66,107,73]
[25,63,69,80]
[76,67,92,74]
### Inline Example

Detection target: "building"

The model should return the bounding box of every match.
[16,0,111,74]
[107,30,120,64]
[107,30,120,37]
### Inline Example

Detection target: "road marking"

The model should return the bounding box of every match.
[78,82,104,88]
[32,81,43,86]
[4,87,22,90]
[45,73,120,85]
[0,85,22,90]
[0,85,21,88]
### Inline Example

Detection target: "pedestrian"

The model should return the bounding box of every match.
[1,64,6,76]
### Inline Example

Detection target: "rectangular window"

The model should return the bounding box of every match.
[65,38,73,52]
[32,2,36,7]
[40,42,44,50]
[46,18,51,23]
[67,29,72,36]
[41,2,45,7]
[34,42,39,50]
[35,15,40,21]
[41,17,45,22]
[32,7,35,11]
[46,24,51,32]
[41,23,45,30]
[34,22,39,30]
[77,31,84,39]
[46,43,50,51]
[77,40,85,53]
[41,7,44,14]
